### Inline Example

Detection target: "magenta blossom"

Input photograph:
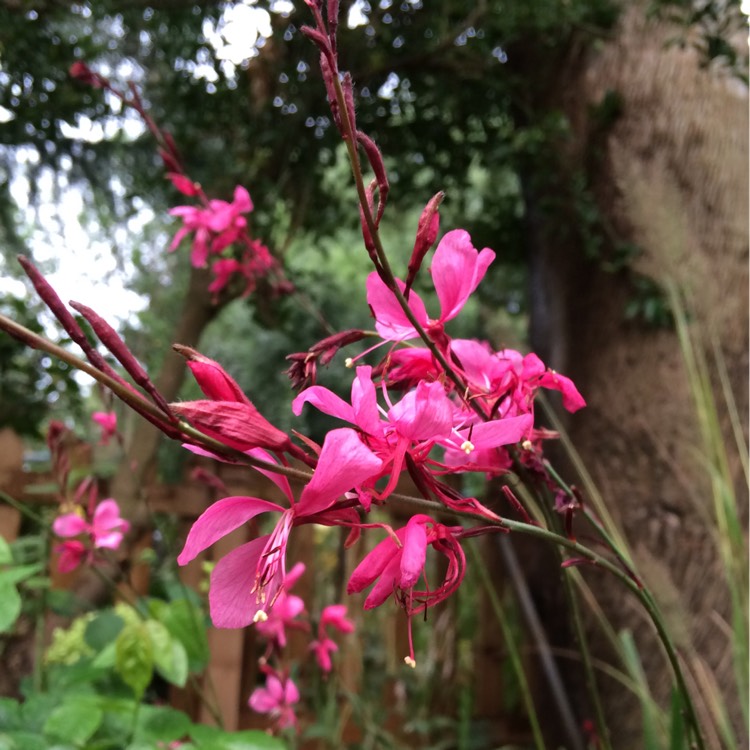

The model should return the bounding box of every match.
[178,434,382,627]
[450,339,586,415]
[255,562,308,648]
[53,499,130,572]
[348,514,465,665]
[169,186,253,268]
[91,411,117,445]
[294,364,532,501]
[310,603,356,673]
[366,229,495,342]
[293,365,454,500]
[248,671,300,731]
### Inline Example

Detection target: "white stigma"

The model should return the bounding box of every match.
[404,656,416,669]
[460,439,475,455]
[253,610,268,623]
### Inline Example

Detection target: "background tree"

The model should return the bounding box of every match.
[0,0,746,745]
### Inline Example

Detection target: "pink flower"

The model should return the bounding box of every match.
[53,499,130,572]
[310,603,355,673]
[255,562,307,648]
[248,672,299,730]
[169,186,254,268]
[366,229,495,342]
[55,540,87,573]
[91,411,117,445]
[310,637,338,673]
[320,604,355,634]
[178,435,382,627]
[348,514,465,665]
[450,340,586,415]
[293,365,454,500]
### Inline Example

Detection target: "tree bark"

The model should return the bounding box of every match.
[528,6,748,746]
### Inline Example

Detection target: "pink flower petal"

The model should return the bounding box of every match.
[400,516,427,588]
[53,513,89,538]
[299,428,382,516]
[177,496,283,565]
[388,381,453,441]
[347,534,400,594]
[366,273,428,341]
[431,229,495,322]
[291,386,355,423]
[209,536,273,628]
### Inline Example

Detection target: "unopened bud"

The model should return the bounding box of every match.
[405,191,444,294]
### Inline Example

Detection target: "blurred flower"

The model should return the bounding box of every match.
[53,499,130,572]
[248,672,299,731]
[91,411,117,445]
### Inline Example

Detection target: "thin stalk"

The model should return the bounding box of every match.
[559,555,611,750]
[328,71,486,421]
[33,524,50,693]
[535,496,611,750]
[467,540,547,750]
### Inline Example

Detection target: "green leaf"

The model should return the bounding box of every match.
[115,622,154,699]
[0,564,42,587]
[0,732,46,750]
[133,705,191,744]
[91,641,117,669]
[0,584,21,634]
[191,726,286,750]
[161,599,209,672]
[145,620,188,688]
[85,611,125,650]
[0,537,12,565]
[20,693,61,732]
[43,702,103,745]
[0,699,21,731]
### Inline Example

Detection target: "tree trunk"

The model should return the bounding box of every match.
[529,6,748,746]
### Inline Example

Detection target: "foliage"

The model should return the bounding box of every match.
[0,295,82,436]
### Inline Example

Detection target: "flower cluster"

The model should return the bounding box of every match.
[243,561,355,731]
[168,183,276,300]
[53,498,130,573]
[69,61,282,303]
[172,227,584,668]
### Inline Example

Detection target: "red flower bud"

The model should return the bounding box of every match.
[405,191,443,295]
[172,400,292,453]
[173,345,250,404]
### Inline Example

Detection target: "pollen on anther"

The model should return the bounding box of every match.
[344,357,354,368]
[460,440,474,454]
[404,656,416,668]
[521,439,533,451]
[253,610,268,623]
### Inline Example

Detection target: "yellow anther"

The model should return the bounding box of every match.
[404,656,416,669]
[460,440,475,454]
[521,439,533,451]
[253,610,268,623]
[344,357,354,368]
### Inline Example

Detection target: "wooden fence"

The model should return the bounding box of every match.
[0,427,529,746]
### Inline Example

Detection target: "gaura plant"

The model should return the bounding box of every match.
[0,2,708,747]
